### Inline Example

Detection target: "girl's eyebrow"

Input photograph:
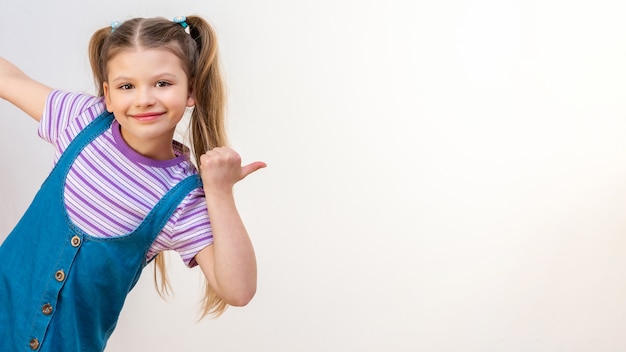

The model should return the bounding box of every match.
[109,76,132,84]
[110,73,179,83]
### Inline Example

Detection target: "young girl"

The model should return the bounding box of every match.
[0,15,265,351]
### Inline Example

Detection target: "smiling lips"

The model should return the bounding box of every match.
[130,112,164,122]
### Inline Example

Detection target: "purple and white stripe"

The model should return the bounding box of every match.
[38,90,213,267]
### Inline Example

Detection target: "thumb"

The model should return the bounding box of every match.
[241,161,267,179]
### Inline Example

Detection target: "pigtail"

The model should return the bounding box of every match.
[186,15,229,164]
[88,27,112,97]
[185,15,229,318]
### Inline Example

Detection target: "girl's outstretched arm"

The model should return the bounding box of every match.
[194,146,266,306]
[0,57,52,121]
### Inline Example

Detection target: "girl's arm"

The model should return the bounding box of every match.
[194,146,266,306]
[0,57,52,121]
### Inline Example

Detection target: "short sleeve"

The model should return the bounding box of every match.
[38,90,104,146]
[150,188,214,267]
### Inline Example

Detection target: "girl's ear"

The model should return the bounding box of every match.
[103,82,114,112]
[187,87,196,107]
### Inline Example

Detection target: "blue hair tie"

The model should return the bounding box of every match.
[173,16,188,29]
[111,21,121,32]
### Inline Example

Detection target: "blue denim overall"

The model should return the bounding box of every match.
[0,111,202,351]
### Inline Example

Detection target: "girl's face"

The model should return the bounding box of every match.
[103,48,195,160]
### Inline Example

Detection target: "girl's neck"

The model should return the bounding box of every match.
[118,124,177,161]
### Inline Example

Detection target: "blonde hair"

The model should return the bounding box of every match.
[88,16,228,317]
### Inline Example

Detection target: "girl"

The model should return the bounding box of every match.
[0,15,264,351]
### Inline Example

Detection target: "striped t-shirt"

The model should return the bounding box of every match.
[38,90,213,267]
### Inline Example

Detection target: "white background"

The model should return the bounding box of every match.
[2,0,626,351]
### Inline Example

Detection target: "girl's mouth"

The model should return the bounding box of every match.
[131,112,163,121]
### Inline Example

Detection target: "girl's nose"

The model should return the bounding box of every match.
[134,87,156,107]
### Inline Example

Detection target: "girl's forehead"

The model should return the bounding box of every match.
[110,47,179,61]
[108,48,185,70]
[107,48,188,80]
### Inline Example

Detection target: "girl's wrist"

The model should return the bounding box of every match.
[204,187,235,200]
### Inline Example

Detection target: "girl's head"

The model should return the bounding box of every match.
[88,16,227,164]
[88,16,228,317]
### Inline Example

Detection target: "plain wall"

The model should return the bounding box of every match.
[2,0,626,351]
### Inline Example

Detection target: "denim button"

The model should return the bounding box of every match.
[55,269,65,282]
[70,235,81,247]
[29,338,39,350]
[42,303,53,316]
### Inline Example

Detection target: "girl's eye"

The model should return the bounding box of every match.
[119,84,133,90]
[156,81,171,88]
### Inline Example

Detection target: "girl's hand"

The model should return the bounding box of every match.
[199,146,266,195]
